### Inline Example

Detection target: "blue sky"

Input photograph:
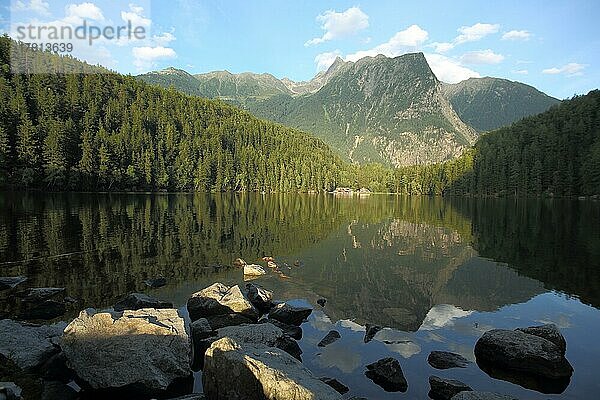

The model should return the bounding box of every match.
[1,0,598,98]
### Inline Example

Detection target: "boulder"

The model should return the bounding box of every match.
[113,293,173,311]
[40,381,78,400]
[451,392,518,400]
[207,313,255,330]
[317,330,341,347]
[428,351,470,369]
[268,302,312,326]
[244,283,273,312]
[233,258,247,267]
[474,328,573,379]
[319,377,349,394]
[516,324,566,355]
[316,298,326,307]
[61,308,191,396]
[0,319,65,370]
[364,324,382,343]
[429,376,472,400]
[212,323,301,360]
[364,357,407,392]
[0,382,22,400]
[13,288,68,320]
[265,319,302,340]
[203,337,341,400]
[187,283,258,322]
[144,277,167,288]
[0,277,27,291]
[275,335,303,361]
[191,318,216,368]
[244,264,266,276]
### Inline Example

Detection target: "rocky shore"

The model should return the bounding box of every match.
[0,258,574,399]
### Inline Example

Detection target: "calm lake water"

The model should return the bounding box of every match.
[1,192,599,399]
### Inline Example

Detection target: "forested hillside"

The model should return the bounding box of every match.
[0,36,345,192]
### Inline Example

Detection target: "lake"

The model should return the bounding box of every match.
[1,192,599,399]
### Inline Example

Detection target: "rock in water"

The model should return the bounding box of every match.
[516,324,566,355]
[233,258,247,267]
[474,328,573,379]
[316,298,326,307]
[268,302,312,326]
[144,277,167,288]
[187,283,258,322]
[428,376,472,400]
[319,377,349,394]
[203,337,341,400]
[451,392,518,400]
[265,319,303,340]
[61,308,191,396]
[0,276,27,291]
[13,287,68,320]
[0,320,65,370]
[244,283,273,312]
[365,357,408,392]
[428,351,471,369]
[113,293,173,311]
[207,313,254,330]
[317,330,341,347]
[364,324,382,343]
[243,264,266,276]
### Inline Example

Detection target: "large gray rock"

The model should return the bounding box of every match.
[244,283,273,312]
[113,293,173,311]
[365,357,407,392]
[474,328,573,379]
[0,319,65,370]
[268,302,312,326]
[265,319,303,340]
[61,308,191,395]
[429,376,472,400]
[0,277,27,291]
[451,392,518,400]
[187,283,258,322]
[203,337,341,400]
[428,351,470,369]
[516,324,566,355]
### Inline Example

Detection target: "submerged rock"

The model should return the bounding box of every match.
[203,337,341,400]
[451,392,518,400]
[244,264,266,277]
[268,302,312,326]
[428,351,471,369]
[365,357,408,392]
[364,324,382,343]
[0,319,65,370]
[12,287,68,320]
[144,277,167,288]
[113,293,173,311]
[429,376,472,400]
[317,330,341,347]
[187,283,258,322]
[319,377,349,394]
[264,319,303,340]
[61,308,191,396]
[244,283,273,312]
[0,277,27,291]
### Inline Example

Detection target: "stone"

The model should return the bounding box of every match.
[61,308,191,396]
[428,351,471,369]
[262,256,275,262]
[275,335,303,361]
[203,337,341,400]
[0,382,22,400]
[265,319,302,340]
[429,376,472,400]
[213,323,301,360]
[187,283,258,322]
[319,377,349,394]
[113,293,173,311]
[317,330,341,347]
[268,302,312,326]
[474,328,573,379]
[451,392,518,400]
[365,357,408,392]
[0,319,65,370]
[40,381,78,400]
[516,324,566,355]
[244,283,273,312]
[144,277,167,288]
[244,264,266,276]
[364,324,382,343]
[207,313,255,330]
[233,258,247,267]
[317,298,326,307]
[0,277,27,291]
[12,287,68,320]
[191,318,215,341]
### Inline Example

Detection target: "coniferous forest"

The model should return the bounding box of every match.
[0,36,599,196]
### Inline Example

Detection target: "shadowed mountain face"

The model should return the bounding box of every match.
[3,193,597,332]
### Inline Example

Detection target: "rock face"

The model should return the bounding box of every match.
[203,337,341,400]
[317,330,341,347]
[365,357,408,392]
[113,293,173,311]
[0,319,65,370]
[451,392,518,400]
[364,324,382,343]
[61,308,191,395]
[187,283,258,322]
[474,327,573,379]
[428,376,472,400]
[428,351,471,369]
[244,283,273,312]
[268,303,312,326]
[0,277,27,291]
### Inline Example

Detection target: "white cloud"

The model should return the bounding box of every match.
[305,6,369,46]
[121,3,151,27]
[460,49,504,65]
[513,69,529,75]
[425,53,481,83]
[455,23,500,44]
[11,0,50,16]
[314,50,342,71]
[153,31,176,46]
[345,24,429,62]
[502,30,531,41]
[542,63,586,76]
[431,42,454,53]
[64,2,105,24]
[132,46,177,71]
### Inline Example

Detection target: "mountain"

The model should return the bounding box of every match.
[442,77,560,132]
[247,53,477,167]
[136,67,206,97]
